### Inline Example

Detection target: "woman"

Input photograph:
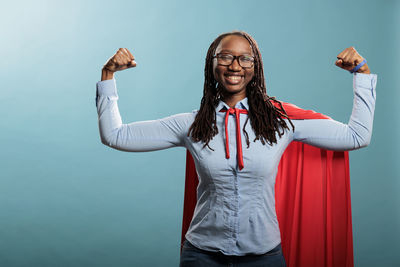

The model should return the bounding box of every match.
[96,31,377,267]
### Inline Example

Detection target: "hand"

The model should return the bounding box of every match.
[335,46,370,74]
[103,48,137,73]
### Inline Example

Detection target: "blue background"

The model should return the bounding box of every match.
[0,0,399,266]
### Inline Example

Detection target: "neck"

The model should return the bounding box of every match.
[221,93,247,109]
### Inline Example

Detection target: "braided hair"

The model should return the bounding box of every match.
[188,30,294,151]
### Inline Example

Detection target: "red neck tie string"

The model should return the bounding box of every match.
[219,107,248,170]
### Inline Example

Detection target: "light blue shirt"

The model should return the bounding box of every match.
[96,73,377,256]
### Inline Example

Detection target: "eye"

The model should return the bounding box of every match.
[218,54,233,60]
[240,55,254,62]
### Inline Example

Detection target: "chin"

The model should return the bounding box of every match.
[221,84,246,94]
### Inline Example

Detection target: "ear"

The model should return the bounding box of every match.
[212,66,219,83]
[212,58,218,73]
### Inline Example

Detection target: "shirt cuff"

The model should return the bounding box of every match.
[96,78,118,97]
[353,72,378,90]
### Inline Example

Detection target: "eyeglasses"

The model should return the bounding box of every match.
[213,53,255,68]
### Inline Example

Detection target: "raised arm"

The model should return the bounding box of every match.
[292,47,377,151]
[96,48,193,152]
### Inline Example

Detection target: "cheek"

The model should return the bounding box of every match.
[245,71,255,84]
[213,66,224,83]
[212,62,217,79]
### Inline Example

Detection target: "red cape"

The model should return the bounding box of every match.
[181,102,354,267]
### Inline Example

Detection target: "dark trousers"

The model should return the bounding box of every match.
[179,239,287,267]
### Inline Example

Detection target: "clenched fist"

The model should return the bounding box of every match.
[335,47,370,74]
[101,48,136,80]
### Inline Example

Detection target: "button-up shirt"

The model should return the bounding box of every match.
[96,73,377,256]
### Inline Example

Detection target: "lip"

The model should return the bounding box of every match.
[224,73,243,77]
[223,73,244,85]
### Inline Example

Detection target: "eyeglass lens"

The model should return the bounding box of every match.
[216,54,254,68]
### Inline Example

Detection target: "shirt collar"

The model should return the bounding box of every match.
[216,97,249,111]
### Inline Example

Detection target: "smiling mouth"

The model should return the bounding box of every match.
[224,74,243,85]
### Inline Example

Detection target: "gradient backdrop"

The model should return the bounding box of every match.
[0,0,399,266]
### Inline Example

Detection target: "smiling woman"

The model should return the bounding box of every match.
[96,30,377,267]
[212,35,255,102]
[188,31,295,155]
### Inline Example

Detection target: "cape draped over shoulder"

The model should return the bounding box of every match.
[181,101,353,267]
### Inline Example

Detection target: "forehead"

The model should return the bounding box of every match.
[215,35,253,55]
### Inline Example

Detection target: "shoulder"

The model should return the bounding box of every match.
[158,109,198,129]
[171,109,198,120]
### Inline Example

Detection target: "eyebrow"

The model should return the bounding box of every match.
[219,49,253,56]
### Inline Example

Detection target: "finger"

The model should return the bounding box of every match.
[335,59,349,69]
[127,60,137,68]
[350,49,364,66]
[116,48,124,58]
[119,48,128,58]
[350,54,363,66]
[121,48,131,59]
[343,47,360,65]
[337,46,353,61]
[115,53,124,67]
[118,47,126,55]
[337,48,347,60]
[114,53,122,62]
[120,53,131,65]
[119,48,130,58]
[335,59,352,70]
[118,49,132,65]
[118,52,134,68]
[117,50,128,61]
[341,48,352,63]
[335,59,343,67]
[125,48,135,60]
[111,55,119,67]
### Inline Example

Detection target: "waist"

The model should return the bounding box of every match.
[183,239,282,257]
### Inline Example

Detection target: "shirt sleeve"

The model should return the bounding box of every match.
[95,79,194,152]
[291,72,377,151]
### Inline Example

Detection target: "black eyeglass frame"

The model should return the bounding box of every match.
[212,53,255,69]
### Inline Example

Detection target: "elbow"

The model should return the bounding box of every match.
[100,136,111,147]
[99,125,132,151]
[361,136,371,148]
[98,125,123,149]
[347,123,373,150]
[100,136,112,148]
[355,133,372,149]
[100,132,117,148]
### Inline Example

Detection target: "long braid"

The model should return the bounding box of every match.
[188,30,294,149]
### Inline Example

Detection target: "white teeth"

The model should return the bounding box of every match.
[225,75,242,85]
[226,76,242,80]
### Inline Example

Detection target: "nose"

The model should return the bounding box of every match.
[228,57,241,71]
